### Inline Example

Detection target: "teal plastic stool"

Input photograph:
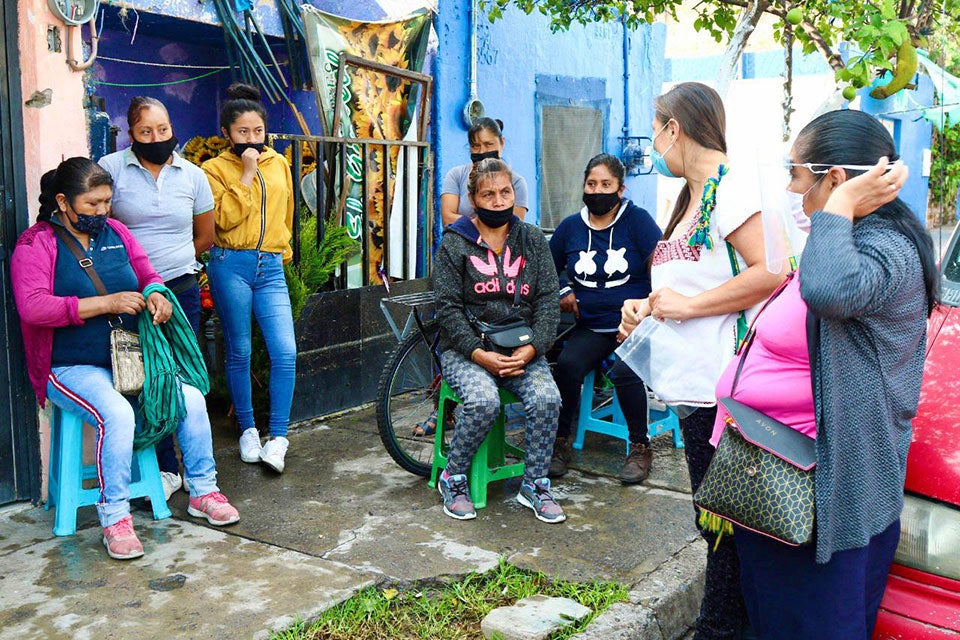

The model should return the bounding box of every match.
[573,369,684,454]
[428,381,525,509]
[45,405,172,536]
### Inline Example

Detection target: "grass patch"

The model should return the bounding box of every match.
[272,558,628,640]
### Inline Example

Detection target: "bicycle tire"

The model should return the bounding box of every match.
[376,323,442,476]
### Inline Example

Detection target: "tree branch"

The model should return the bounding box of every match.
[717,0,770,98]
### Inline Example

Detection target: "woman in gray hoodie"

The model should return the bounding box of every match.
[432,158,564,524]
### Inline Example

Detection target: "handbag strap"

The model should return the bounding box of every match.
[726,242,748,339]
[728,272,795,396]
[52,224,120,323]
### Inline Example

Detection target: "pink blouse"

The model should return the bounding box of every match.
[710,274,816,447]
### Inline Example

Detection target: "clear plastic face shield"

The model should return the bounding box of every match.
[756,147,812,274]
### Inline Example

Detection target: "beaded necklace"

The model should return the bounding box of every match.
[687,163,728,250]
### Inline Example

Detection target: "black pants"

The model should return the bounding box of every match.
[682,406,749,640]
[156,277,202,474]
[553,325,648,445]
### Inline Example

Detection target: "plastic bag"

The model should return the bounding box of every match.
[615,316,722,418]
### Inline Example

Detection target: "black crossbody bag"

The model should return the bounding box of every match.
[465,225,534,356]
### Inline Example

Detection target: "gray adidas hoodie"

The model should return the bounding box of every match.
[433,215,559,359]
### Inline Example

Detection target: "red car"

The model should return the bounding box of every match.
[872,228,960,639]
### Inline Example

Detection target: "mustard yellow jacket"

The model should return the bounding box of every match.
[202,147,294,262]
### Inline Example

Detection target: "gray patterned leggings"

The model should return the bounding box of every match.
[441,350,561,481]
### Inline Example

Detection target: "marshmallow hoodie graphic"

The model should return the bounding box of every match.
[434,215,560,359]
[549,199,661,332]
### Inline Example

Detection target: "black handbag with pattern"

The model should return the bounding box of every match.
[693,277,819,546]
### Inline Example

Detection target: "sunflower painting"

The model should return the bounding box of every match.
[302,6,431,285]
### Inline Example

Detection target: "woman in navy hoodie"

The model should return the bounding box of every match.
[548,154,662,482]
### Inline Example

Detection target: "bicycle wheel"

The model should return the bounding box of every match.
[377,323,442,476]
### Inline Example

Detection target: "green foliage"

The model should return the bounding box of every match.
[930,125,960,220]
[481,0,960,94]
[270,558,629,640]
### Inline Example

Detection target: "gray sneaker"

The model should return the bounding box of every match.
[438,470,476,520]
[517,478,566,523]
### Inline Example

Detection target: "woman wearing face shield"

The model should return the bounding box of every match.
[617,82,783,640]
[547,154,662,482]
[440,117,529,227]
[706,109,936,639]
[98,96,216,501]
[432,158,564,524]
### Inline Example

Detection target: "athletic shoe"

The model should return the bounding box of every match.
[102,515,144,560]
[160,471,183,500]
[239,428,262,463]
[259,436,289,473]
[187,492,240,526]
[517,478,566,523]
[438,469,476,520]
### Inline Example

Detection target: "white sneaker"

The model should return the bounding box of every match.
[259,437,289,473]
[239,428,262,463]
[160,471,183,501]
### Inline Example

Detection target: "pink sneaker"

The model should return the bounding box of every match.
[102,515,144,560]
[187,492,240,526]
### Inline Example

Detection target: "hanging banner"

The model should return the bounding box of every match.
[302,6,431,284]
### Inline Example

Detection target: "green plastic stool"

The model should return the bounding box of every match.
[428,380,525,509]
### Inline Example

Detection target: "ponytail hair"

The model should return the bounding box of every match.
[37,157,113,222]
[795,109,940,315]
[219,82,268,132]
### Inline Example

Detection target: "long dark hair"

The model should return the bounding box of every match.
[219,82,268,132]
[795,109,939,315]
[38,157,113,222]
[654,82,727,240]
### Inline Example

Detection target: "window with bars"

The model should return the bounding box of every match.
[537,105,605,230]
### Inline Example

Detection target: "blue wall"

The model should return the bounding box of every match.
[859,75,934,223]
[432,5,667,231]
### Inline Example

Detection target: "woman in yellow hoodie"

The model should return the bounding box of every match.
[202,83,296,473]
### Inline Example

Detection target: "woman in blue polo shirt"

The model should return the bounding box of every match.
[99,96,215,501]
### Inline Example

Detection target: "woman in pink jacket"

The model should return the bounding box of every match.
[11,157,239,561]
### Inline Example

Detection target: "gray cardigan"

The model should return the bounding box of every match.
[800,210,927,564]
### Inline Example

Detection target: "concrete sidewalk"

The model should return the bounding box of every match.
[0,402,705,640]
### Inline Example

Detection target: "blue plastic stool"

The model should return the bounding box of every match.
[45,405,172,536]
[573,369,684,454]
[428,381,525,509]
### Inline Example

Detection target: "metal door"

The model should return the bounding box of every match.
[0,0,41,504]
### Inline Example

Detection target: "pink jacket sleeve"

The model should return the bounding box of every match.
[108,219,164,291]
[11,223,83,328]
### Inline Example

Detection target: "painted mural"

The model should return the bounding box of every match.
[302,6,430,283]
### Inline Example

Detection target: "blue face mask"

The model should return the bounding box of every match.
[73,212,108,236]
[649,121,677,178]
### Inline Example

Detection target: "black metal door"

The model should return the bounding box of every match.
[0,0,41,504]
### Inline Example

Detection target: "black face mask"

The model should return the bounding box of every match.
[470,150,500,164]
[131,137,178,165]
[232,142,266,157]
[475,206,513,228]
[582,192,621,216]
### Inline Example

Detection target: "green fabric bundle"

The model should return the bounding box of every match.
[133,283,210,450]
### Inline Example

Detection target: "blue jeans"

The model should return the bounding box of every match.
[155,277,202,474]
[207,247,297,437]
[47,365,219,528]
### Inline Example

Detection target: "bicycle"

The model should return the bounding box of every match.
[376,292,442,477]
